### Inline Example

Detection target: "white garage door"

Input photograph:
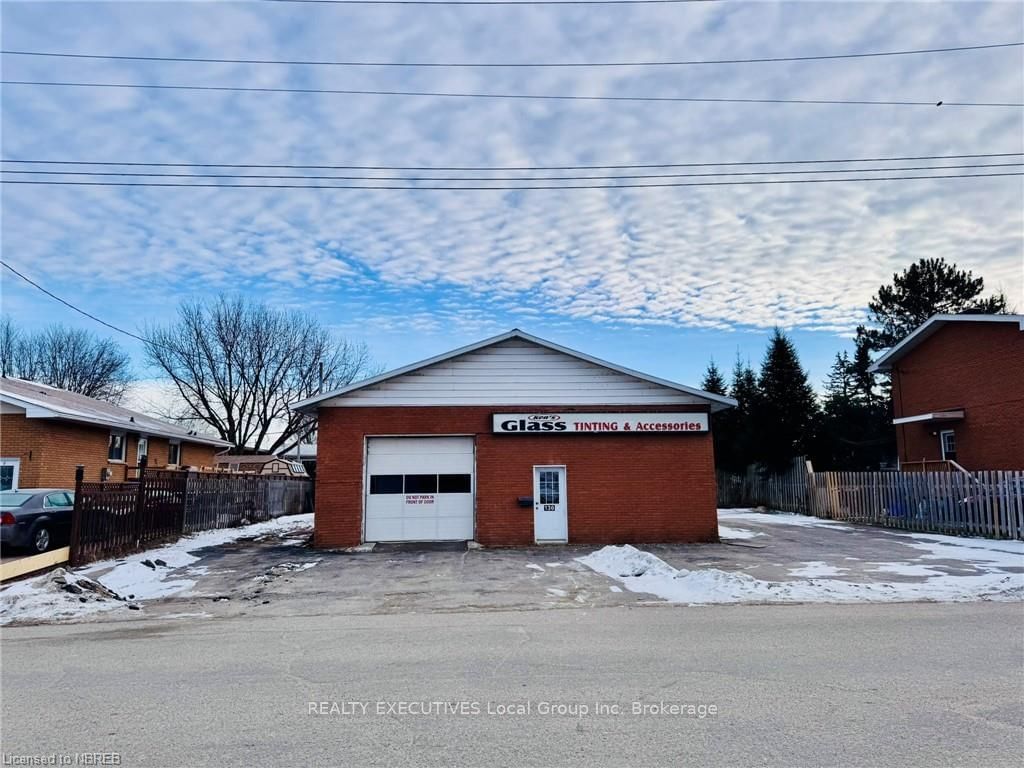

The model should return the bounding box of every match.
[365,437,475,542]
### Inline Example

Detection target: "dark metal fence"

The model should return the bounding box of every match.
[70,459,313,566]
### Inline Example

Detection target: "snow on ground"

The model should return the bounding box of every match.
[718,525,764,540]
[0,514,313,625]
[718,509,852,529]
[577,544,1024,605]
[787,562,848,578]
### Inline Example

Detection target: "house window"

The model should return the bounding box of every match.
[137,437,149,464]
[940,430,957,461]
[168,441,181,466]
[108,432,126,462]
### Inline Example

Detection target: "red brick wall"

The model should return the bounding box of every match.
[314,405,719,548]
[0,414,220,487]
[891,322,1024,470]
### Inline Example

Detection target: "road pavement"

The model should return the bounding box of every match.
[2,602,1021,767]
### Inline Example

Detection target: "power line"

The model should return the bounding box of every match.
[3,152,1020,171]
[0,259,162,348]
[256,0,717,5]
[3,162,1020,182]
[4,79,1020,107]
[4,41,1020,69]
[3,172,1020,191]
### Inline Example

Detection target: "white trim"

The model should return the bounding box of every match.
[533,464,568,543]
[892,410,965,425]
[869,314,1024,373]
[107,430,127,463]
[0,458,21,492]
[292,330,737,413]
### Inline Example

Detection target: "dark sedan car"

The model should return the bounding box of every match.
[0,489,75,554]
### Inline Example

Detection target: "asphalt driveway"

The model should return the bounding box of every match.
[58,509,1021,624]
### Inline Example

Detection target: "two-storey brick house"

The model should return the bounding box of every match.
[870,314,1024,470]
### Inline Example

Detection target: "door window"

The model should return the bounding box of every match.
[369,475,403,494]
[538,470,561,504]
[438,474,471,493]
[168,441,181,465]
[137,437,149,464]
[940,430,957,461]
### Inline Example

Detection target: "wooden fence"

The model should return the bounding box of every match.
[70,462,313,565]
[718,465,1024,540]
[183,473,312,533]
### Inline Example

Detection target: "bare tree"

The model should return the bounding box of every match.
[143,296,375,454]
[0,316,132,403]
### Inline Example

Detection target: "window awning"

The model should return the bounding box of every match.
[892,410,965,425]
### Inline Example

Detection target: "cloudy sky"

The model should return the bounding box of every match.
[1,0,1022,398]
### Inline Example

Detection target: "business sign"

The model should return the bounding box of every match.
[492,413,709,434]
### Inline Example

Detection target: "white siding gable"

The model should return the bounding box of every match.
[321,338,709,407]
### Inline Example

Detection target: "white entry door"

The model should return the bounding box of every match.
[0,458,20,491]
[533,466,567,543]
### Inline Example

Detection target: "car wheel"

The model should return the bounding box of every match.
[32,526,51,553]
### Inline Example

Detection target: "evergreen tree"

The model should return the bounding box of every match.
[857,257,1008,352]
[849,337,877,406]
[700,360,728,395]
[701,360,731,470]
[817,345,895,470]
[723,355,760,472]
[752,329,820,473]
[819,352,858,468]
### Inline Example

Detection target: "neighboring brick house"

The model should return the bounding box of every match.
[293,330,735,548]
[0,377,232,490]
[870,314,1024,471]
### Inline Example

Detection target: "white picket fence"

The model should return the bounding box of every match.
[719,467,1024,540]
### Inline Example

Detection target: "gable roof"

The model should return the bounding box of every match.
[0,377,232,448]
[868,314,1024,373]
[292,329,737,412]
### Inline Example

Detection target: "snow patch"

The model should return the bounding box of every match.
[2,514,313,625]
[546,588,568,597]
[577,545,1024,605]
[718,525,764,540]
[788,561,848,578]
[867,563,948,577]
[525,563,545,572]
[718,509,851,529]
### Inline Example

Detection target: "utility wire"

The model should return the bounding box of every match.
[4,42,1020,69]
[3,172,1020,191]
[3,162,1020,182]
[0,259,163,348]
[4,79,1020,107]
[256,0,718,5]
[4,152,1020,171]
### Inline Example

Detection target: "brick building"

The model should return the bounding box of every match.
[294,330,735,548]
[870,314,1024,470]
[0,378,231,490]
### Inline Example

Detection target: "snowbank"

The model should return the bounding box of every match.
[576,544,1024,605]
[1,514,313,625]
